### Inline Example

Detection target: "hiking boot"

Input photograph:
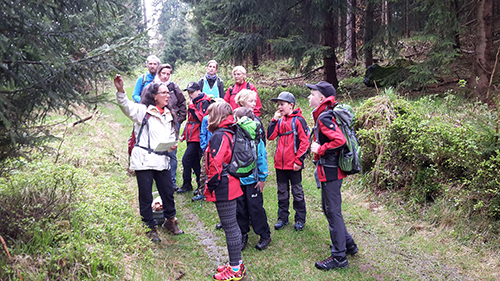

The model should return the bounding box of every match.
[315,255,348,271]
[241,233,249,251]
[346,242,359,255]
[176,185,193,194]
[147,226,161,242]
[191,194,205,201]
[255,236,271,251]
[162,217,184,235]
[173,185,180,191]
[215,222,223,230]
[213,262,246,280]
[329,242,359,255]
[294,222,305,231]
[274,220,289,230]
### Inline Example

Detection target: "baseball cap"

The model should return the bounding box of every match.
[184,82,201,92]
[306,81,336,97]
[271,91,296,105]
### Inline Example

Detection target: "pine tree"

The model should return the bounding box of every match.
[0,0,148,160]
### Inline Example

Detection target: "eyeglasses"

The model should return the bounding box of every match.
[157,91,169,95]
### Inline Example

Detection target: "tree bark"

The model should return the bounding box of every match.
[142,0,147,26]
[345,0,358,62]
[324,8,339,88]
[473,0,493,99]
[363,0,374,68]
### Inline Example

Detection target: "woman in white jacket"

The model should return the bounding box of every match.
[114,74,184,242]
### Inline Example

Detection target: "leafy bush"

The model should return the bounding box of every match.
[357,90,500,220]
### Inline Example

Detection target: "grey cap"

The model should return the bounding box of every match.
[271,91,296,105]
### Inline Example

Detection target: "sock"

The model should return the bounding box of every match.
[231,260,242,272]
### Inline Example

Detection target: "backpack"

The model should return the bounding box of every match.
[315,104,361,175]
[277,116,310,154]
[220,116,260,178]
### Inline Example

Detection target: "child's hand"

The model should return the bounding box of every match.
[187,98,193,106]
[254,181,266,193]
[293,163,301,171]
[310,142,320,154]
[170,144,178,151]
[179,135,185,142]
[273,110,281,120]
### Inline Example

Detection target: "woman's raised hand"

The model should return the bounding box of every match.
[114,74,125,93]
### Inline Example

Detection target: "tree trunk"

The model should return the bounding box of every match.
[142,0,147,26]
[339,6,346,47]
[453,0,460,49]
[405,0,410,37]
[363,0,374,68]
[473,0,493,99]
[345,0,357,62]
[324,9,339,88]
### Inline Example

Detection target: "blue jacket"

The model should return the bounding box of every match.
[240,139,268,185]
[132,73,155,103]
[200,115,212,151]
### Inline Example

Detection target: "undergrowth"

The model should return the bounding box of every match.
[356,88,500,248]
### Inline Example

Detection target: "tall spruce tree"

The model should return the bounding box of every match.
[0,0,148,160]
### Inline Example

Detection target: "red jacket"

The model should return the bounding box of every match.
[224,81,262,116]
[312,96,347,182]
[267,108,310,170]
[182,93,211,142]
[204,116,243,202]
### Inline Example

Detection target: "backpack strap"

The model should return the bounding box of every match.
[229,82,251,96]
[141,74,147,89]
[135,113,169,155]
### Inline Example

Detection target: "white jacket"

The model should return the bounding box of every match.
[117,91,176,171]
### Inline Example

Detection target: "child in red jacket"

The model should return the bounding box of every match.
[267,92,310,231]
[204,102,246,280]
[307,81,358,271]
[177,82,211,194]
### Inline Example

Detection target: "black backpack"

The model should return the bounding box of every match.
[220,116,261,178]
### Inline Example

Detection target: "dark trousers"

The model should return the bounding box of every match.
[237,183,271,239]
[276,169,307,224]
[321,179,355,259]
[181,141,202,189]
[136,169,176,228]
[216,200,242,267]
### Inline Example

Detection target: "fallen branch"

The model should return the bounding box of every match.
[486,45,500,101]
[275,66,323,82]
[175,270,185,280]
[71,109,99,127]
[0,235,11,259]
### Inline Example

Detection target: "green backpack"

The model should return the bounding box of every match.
[316,104,362,175]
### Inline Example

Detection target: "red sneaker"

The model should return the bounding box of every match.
[213,262,246,280]
[216,261,244,273]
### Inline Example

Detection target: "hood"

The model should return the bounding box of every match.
[312,95,338,121]
[219,115,235,129]
[288,107,304,118]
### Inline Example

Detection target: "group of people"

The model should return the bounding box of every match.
[113,54,358,280]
